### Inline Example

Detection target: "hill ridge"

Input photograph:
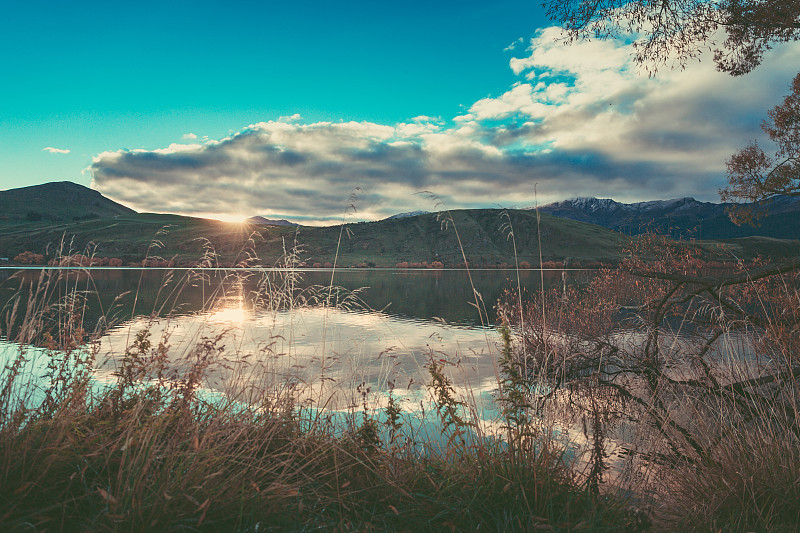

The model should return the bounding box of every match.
[0,181,136,223]
[536,195,800,239]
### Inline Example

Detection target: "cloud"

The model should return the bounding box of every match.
[89,28,800,224]
[504,37,523,52]
[182,133,198,140]
[411,115,442,123]
[43,147,70,154]
[460,27,800,192]
[278,113,303,122]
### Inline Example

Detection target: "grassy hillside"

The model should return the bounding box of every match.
[0,209,628,267]
[294,209,628,267]
[0,213,259,264]
[0,181,136,223]
[1,207,798,267]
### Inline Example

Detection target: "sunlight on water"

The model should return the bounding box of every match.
[95,300,502,415]
[208,305,248,325]
[0,267,597,444]
[206,279,249,325]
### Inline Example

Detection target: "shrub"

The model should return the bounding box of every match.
[497,233,800,529]
[13,251,45,264]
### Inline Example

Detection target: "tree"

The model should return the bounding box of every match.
[543,0,800,75]
[720,72,800,223]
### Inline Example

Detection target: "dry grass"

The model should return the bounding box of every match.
[0,245,640,532]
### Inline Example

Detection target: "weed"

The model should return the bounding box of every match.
[0,225,648,532]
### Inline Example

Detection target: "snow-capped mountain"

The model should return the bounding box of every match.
[535,196,800,239]
[385,211,430,220]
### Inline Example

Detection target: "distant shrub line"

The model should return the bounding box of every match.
[9,249,741,271]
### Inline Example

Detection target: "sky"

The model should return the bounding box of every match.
[2,0,799,224]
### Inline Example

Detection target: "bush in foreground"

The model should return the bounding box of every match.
[498,234,800,531]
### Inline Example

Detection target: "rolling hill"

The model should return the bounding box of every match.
[0,181,136,223]
[0,209,629,267]
[1,206,798,268]
[1,182,798,267]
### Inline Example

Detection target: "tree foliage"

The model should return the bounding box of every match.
[720,72,800,223]
[543,0,800,75]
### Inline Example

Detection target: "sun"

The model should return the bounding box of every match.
[213,213,250,223]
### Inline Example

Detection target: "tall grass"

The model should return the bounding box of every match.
[0,241,640,532]
[6,216,797,531]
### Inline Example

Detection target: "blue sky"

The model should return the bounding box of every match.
[2,0,799,223]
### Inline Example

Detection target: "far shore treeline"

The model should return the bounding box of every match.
[8,251,614,270]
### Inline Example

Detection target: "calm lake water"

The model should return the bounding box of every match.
[0,267,596,328]
[0,266,757,465]
[0,268,595,405]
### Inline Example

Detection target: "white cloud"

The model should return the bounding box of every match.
[466,28,800,185]
[182,133,198,140]
[504,37,523,52]
[43,146,70,154]
[89,28,800,223]
[278,113,303,122]
[411,115,442,123]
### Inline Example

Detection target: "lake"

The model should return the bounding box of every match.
[0,265,768,477]
[0,267,596,413]
[0,267,596,327]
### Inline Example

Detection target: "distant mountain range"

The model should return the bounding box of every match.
[536,196,800,240]
[5,181,798,242]
[385,211,430,220]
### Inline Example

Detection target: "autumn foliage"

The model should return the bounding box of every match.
[13,251,45,264]
[722,72,800,223]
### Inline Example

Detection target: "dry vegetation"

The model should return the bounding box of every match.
[497,234,800,531]
[0,228,798,531]
[0,248,639,532]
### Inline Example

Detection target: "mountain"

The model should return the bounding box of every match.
[1,207,797,267]
[293,209,627,267]
[246,216,298,226]
[536,196,800,240]
[0,208,627,267]
[0,181,136,223]
[385,210,430,220]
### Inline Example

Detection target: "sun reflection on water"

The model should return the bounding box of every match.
[207,278,249,325]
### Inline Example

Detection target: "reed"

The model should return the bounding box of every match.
[0,240,639,532]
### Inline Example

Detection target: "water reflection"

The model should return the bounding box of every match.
[96,303,499,411]
[0,266,594,416]
[0,267,596,331]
